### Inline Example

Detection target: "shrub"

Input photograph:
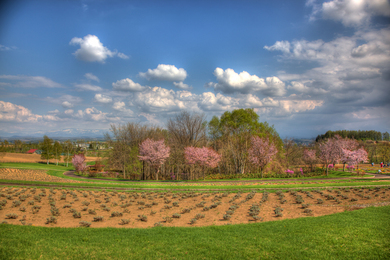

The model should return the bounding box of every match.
[46,216,57,224]
[195,213,205,220]
[111,211,123,217]
[172,213,181,218]
[93,216,104,222]
[6,213,18,219]
[119,219,130,225]
[223,214,231,220]
[73,211,81,218]
[138,215,147,222]
[79,221,91,227]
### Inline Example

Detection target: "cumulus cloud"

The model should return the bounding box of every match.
[0,101,41,122]
[75,83,102,91]
[74,107,119,122]
[69,34,128,63]
[206,68,286,96]
[307,0,390,27]
[198,92,236,111]
[139,64,187,81]
[0,75,62,88]
[133,87,186,113]
[173,81,192,90]
[112,101,134,116]
[62,101,74,108]
[0,101,61,123]
[94,94,112,103]
[112,78,146,92]
[84,73,99,82]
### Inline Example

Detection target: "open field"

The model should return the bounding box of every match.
[0,152,99,163]
[1,162,390,259]
[0,186,389,228]
[1,205,389,259]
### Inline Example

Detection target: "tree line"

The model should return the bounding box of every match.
[104,109,285,180]
[315,130,389,142]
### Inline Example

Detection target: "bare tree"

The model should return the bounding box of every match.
[167,111,207,148]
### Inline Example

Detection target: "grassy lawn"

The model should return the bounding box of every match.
[0,206,389,259]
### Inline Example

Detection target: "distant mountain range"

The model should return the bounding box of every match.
[0,129,107,142]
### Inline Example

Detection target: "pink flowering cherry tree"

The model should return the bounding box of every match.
[184,146,221,180]
[342,147,368,174]
[72,153,87,173]
[138,139,170,181]
[248,136,277,178]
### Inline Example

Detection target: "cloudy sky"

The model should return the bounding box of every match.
[0,0,389,139]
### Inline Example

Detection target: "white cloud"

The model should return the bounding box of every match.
[94,94,112,104]
[0,101,60,123]
[264,41,290,53]
[0,75,62,88]
[75,83,102,91]
[84,73,99,82]
[206,68,286,96]
[308,0,390,27]
[113,101,126,111]
[62,101,74,108]
[64,109,74,115]
[0,45,17,51]
[139,64,187,81]
[0,101,41,122]
[112,78,145,92]
[69,34,128,63]
[198,92,236,111]
[133,87,186,112]
[112,101,134,116]
[173,81,192,90]
[75,107,119,122]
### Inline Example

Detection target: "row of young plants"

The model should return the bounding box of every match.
[1,185,389,227]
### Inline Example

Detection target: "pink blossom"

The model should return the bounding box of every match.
[138,139,170,168]
[184,146,221,168]
[248,136,277,171]
[72,154,87,172]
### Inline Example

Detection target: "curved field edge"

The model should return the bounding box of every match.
[1,206,389,260]
[1,179,390,191]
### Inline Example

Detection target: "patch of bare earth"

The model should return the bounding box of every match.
[0,187,389,228]
[0,168,88,184]
[0,152,98,163]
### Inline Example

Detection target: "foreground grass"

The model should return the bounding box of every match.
[1,206,389,259]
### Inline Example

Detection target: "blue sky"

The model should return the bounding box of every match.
[0,0,389,139]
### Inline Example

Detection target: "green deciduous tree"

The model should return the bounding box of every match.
[40,135,53,164]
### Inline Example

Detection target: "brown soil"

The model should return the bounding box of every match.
[0,168,89,184]
[1,186,389,228]
[0,152,98,163]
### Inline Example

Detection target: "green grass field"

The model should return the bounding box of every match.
[1,162,390,259]
[1,206,389,259]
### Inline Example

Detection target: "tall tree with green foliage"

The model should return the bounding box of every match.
[63,140,74,167]
[40,135,53,164]
[53,141,63,166]
[208,108,283,174]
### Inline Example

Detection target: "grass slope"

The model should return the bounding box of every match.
[1,206,389,259]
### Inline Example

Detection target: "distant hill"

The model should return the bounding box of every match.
[315,130,389,142]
